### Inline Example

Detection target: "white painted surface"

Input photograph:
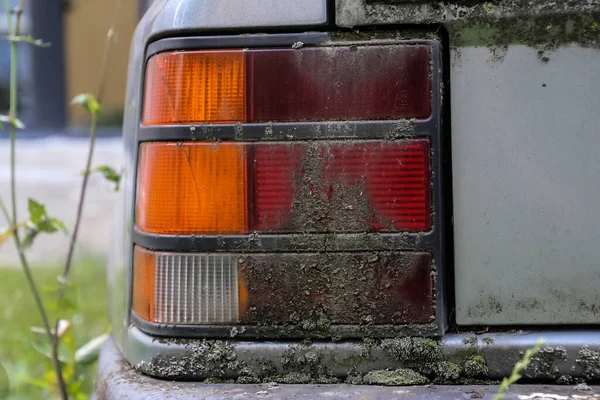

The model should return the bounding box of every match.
[452,45,600,324]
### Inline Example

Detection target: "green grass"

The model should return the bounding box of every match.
[0,258,109,399]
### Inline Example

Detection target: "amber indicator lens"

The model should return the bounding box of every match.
[136,142,247,234]
[142,50,246,125]
[133,246,433,326]
[142,45,431,125]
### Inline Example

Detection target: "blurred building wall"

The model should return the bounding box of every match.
[65,0,138,126]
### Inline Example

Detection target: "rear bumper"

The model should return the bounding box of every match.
[97,335,599,400]
[125,325,600,381]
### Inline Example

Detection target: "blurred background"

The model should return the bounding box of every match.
[0,0,153,264]
[0,1,154,397]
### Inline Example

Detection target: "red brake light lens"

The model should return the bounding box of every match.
[248,45,431,121]
[250,140,430,232]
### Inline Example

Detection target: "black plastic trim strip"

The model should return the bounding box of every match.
[138,120,432,142]
[134,226,435,253]
[131,312,440,340]
[146,32,331,60]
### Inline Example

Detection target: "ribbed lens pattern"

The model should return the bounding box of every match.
[154,253,239,324]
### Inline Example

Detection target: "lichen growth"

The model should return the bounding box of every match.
[432,361,463,382]
[346,371,364,385]
[576,346,600,381]
[138,335,597,385]
[525,346,568,379]
[482,337,495,345]
[381,337,444,365]
[362,368,429,386]
[139,340,239,379]
[463,355,489,378]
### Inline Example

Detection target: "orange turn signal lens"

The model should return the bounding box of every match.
[133,245,155,321]
[142,50,246,125]
[136,142,247,234]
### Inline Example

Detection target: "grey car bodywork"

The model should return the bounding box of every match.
[101,0,600,397]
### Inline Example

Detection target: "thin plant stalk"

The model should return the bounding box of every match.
[3,0,69,398]
[61,0,124,286]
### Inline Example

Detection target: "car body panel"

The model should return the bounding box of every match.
[335,0,600,325]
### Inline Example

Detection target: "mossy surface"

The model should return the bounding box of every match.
[362,368,430,385]
[463,355,489,378]
[138,336,598,385]
[337,0,600,53]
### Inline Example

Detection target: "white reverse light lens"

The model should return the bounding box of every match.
[151,251,240,324]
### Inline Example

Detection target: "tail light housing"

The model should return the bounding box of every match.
[132,36,445,338]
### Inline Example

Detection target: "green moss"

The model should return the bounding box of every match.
[346,372,364,385]
[363,369,429,386]
[271,372,313,384]
[381,337,443,364]
[464,355,489,378]
[432,361,462,381]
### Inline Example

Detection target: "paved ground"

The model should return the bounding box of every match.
[0,135,123,266]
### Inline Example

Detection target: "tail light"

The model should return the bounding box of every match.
[133,40,441,333]
[142,45,431,125]
[136,140,430,235]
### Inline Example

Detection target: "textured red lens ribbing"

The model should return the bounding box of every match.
[324,140,430,232]
[249,140,430,233]
[250,144,303,231]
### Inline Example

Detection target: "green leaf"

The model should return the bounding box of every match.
[28,199,47,225]
[75,333,109,365]
[45,297,77,314]
[0,114,25,129]
[71,93,101,116]
[58,298,77,314]
[26,199,67,246]
[94,165,122,191]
